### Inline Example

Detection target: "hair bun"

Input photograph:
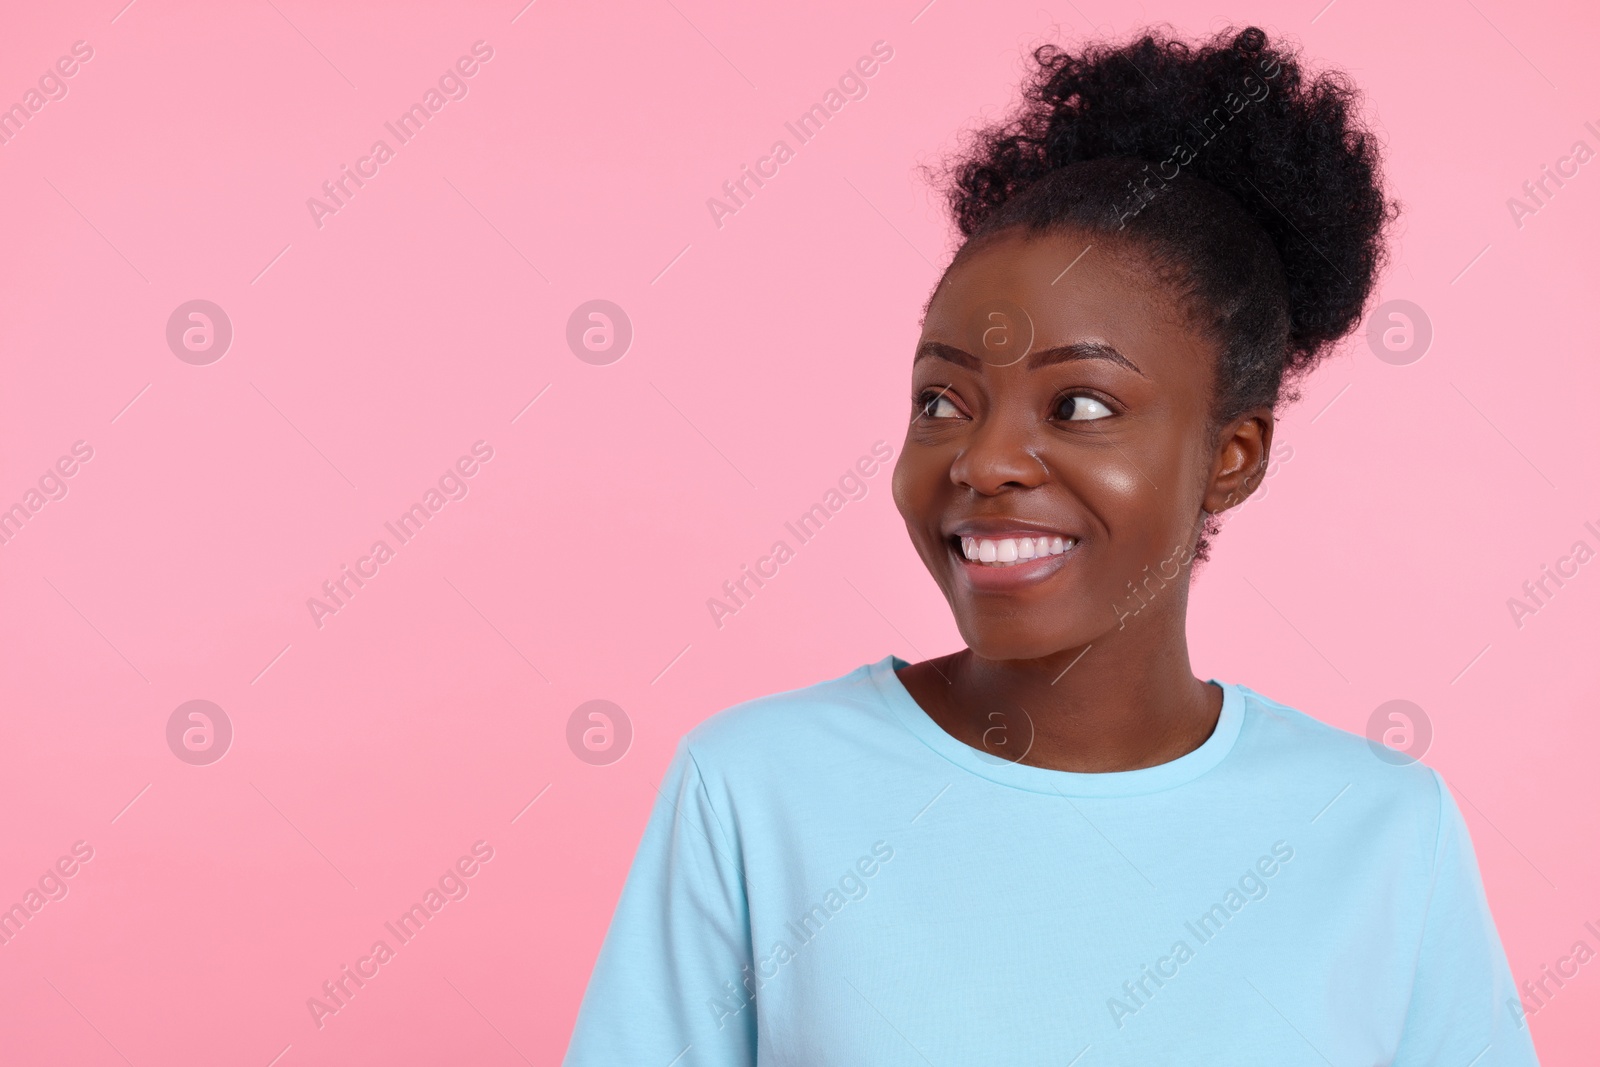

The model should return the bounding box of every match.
[933,23,1400,403]
[1233,26,1266,54]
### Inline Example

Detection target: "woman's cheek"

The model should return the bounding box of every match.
[1066,449,1149,520]
[1085,463,1145,500]
[891,446,947,570]
[890,446,917,524]
[1071,456,1182,588]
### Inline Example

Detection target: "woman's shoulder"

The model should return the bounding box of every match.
[1229,680,1450,825]
[679,655,898,769]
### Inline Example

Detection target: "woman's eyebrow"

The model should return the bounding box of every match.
[914,339,1146,377]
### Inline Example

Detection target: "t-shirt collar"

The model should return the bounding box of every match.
[867,653,1245,797]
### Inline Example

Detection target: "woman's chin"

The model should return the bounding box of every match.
[955,621,1097,667]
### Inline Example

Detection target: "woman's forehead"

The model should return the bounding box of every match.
[922,232,1209,371]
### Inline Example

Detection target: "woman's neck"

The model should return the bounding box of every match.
[895,619,1221,773]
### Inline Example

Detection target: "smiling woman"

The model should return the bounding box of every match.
[562,23,1542,1067]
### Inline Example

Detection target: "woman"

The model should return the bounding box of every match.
[563,24,1540,1065]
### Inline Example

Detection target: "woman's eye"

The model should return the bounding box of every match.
[1056,394,1114,421]
[915,388,962,419]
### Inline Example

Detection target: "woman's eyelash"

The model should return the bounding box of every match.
[1051,389,1118,417]
[911,387,1118,418]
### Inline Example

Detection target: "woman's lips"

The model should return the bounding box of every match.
[948,533,1079,589]
[958,533,1075,565]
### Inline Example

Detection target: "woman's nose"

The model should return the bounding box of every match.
[949,412,1049,494]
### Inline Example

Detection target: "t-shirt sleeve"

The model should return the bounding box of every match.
[561,736,758,1067]
[1392,769,1542,1065]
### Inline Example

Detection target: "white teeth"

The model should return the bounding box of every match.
[960,535,1076,566]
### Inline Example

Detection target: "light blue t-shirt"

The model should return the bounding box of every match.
[562,655,1540,1065]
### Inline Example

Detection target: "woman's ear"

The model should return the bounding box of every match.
[1203,408,1274,515]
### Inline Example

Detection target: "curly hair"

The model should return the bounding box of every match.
[927,24,1401,558]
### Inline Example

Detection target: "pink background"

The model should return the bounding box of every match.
[0,0,1595,1062]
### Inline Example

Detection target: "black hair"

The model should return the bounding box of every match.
[926,24,1400,560]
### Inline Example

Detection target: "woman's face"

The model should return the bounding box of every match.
[892,227,1268,661]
